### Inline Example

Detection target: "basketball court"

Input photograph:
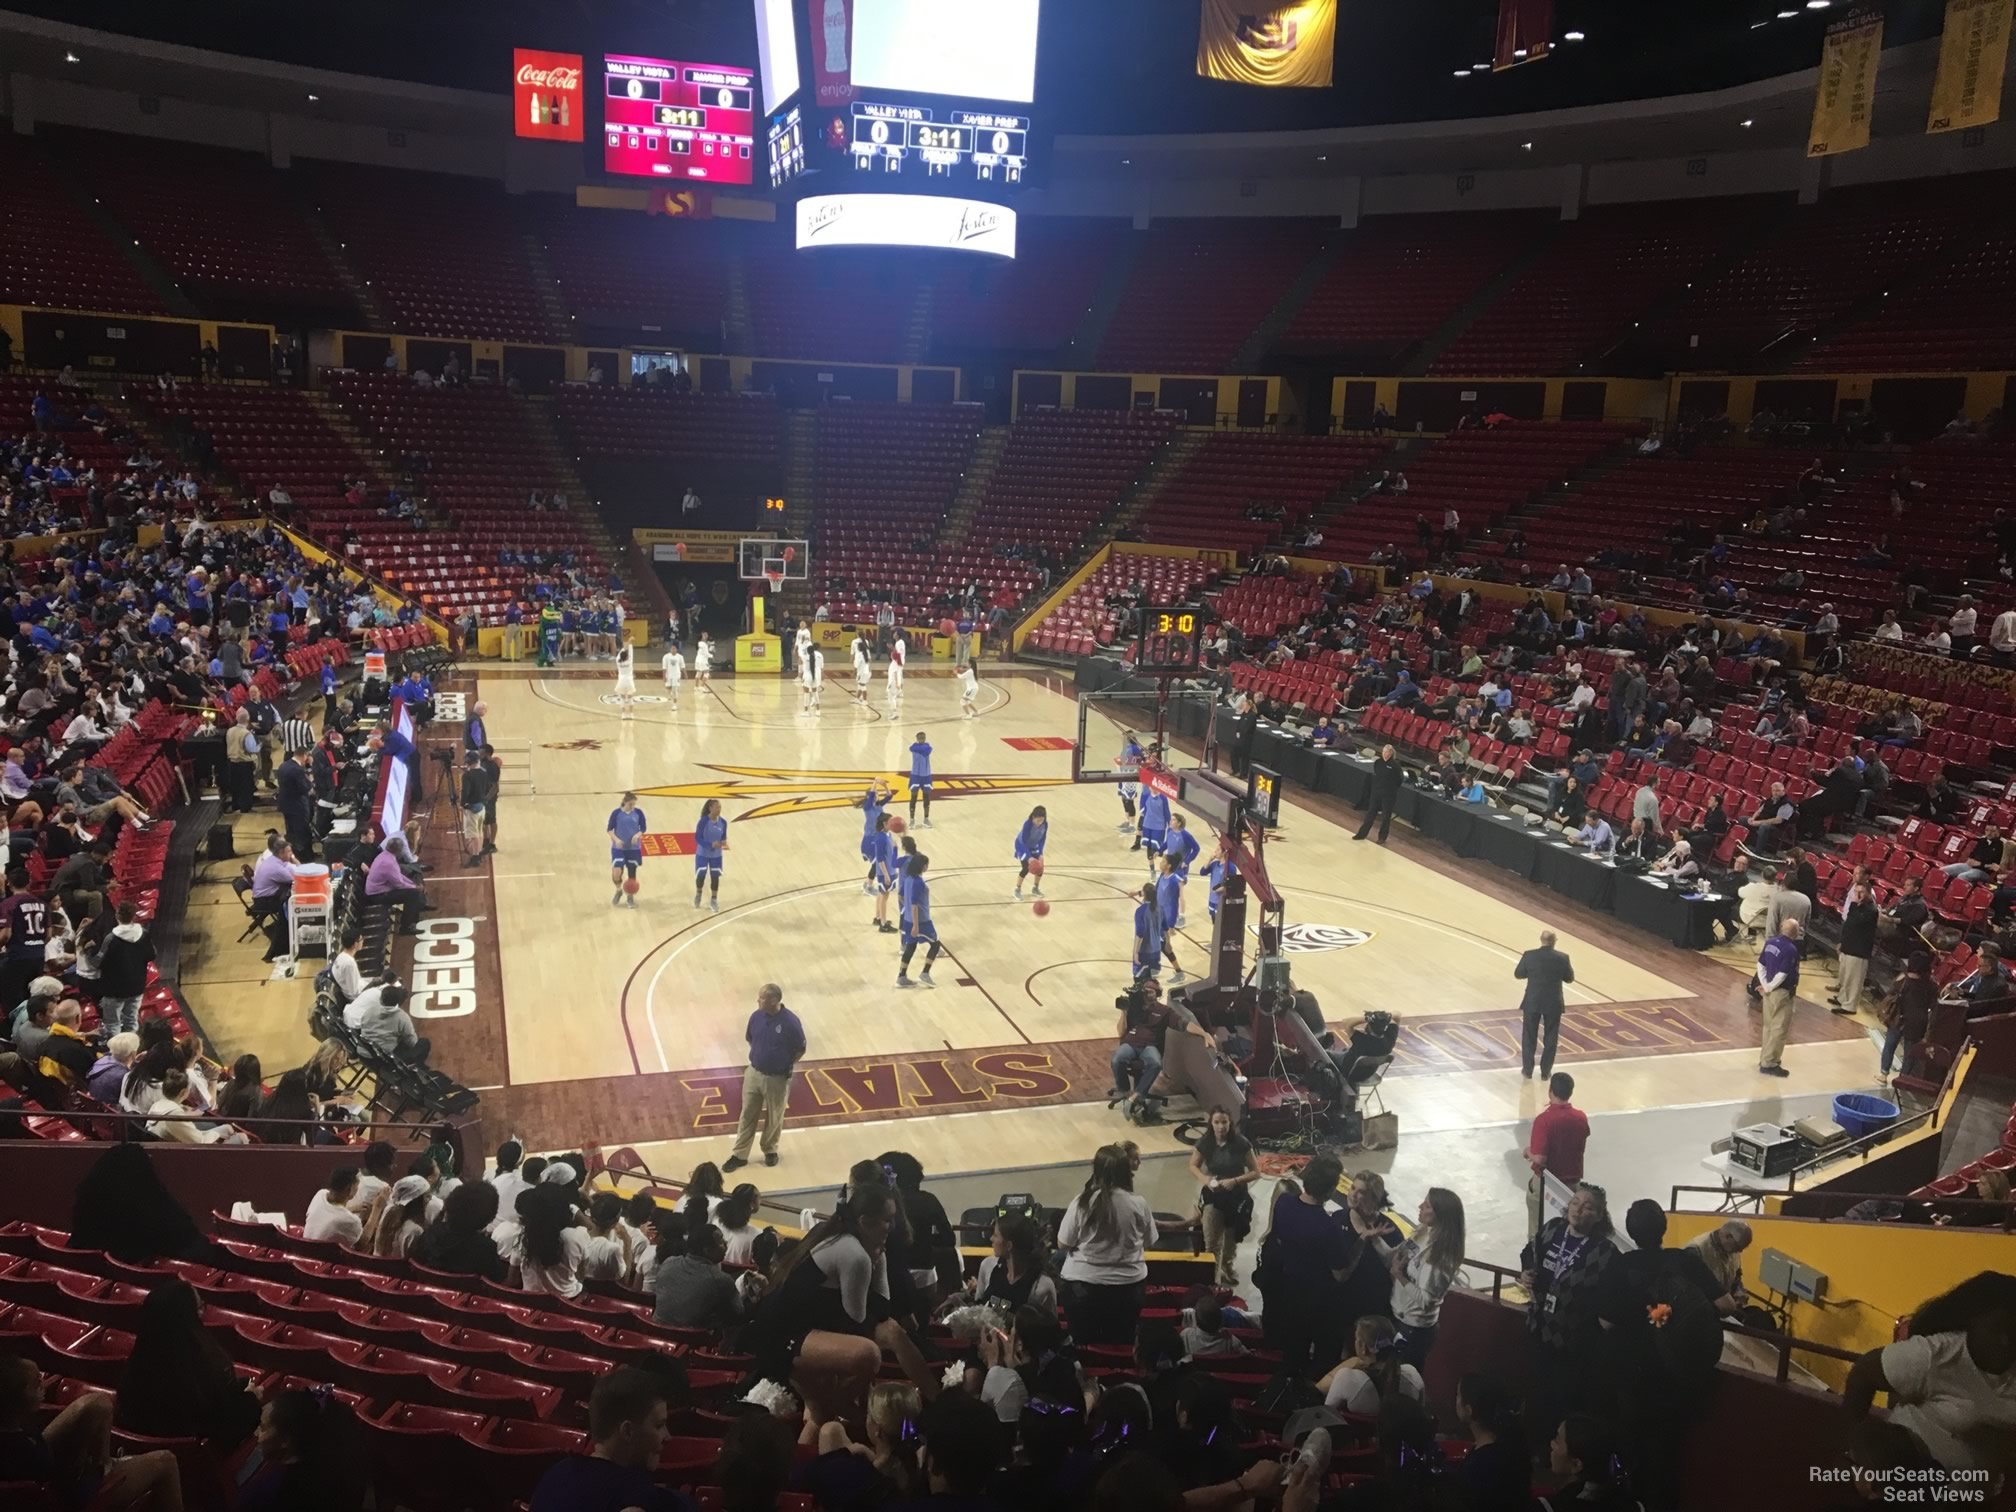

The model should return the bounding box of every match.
[176,644,1872,1192]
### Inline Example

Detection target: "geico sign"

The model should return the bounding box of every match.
[409,916,481,1018]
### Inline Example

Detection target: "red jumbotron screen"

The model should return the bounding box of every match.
[603,54,756,185]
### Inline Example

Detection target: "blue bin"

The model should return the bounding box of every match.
[1833,1092,1899,1140]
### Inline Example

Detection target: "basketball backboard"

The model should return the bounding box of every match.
[737,537,811,582]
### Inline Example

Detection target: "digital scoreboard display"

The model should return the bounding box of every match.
[847,102,1029,185]
[603,54,756,185]
[1136,606,1206,676]
[768,104,807,190]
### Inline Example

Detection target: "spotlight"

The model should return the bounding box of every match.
[64,50,79,63]
[1741,118,1754,127]
[1806,0,1831,8]
[1563,30,1585,41]
[1522,141,1534,150]
[1454,67,1471,76]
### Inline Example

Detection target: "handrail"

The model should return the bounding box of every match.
[1454,1253,1865,1386]
[24,1103,451,1146]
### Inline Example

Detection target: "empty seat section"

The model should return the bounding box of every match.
[1096,220,1326,373]
[0,133,166,314]
[1140,433,1392,553]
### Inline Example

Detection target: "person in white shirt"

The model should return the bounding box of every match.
[1924,627,1952,654]
[579,1193,631,1284]
[1811,604,1839,638]
[1991,608,2016,662]
[681,485,701,517]
[487,1141,531,1219]
[794,623,812,677]
[61,706,110,749]
[1845,1280,2016,1472]
[305,1169,366,1244]
[326,928,366,1006]
[885,637,906,706]
[1056,1147,1158,1345]
[364,1175,433,1258]
[661,644,685,710]
[145,1066,242,1143]
[800,642,822,714]
[1317,1315,1425,1416]
[1875,610,1906,642]
[850,635,872,705]
[814,601,831,623]
[957,663,979,719]
[1949,597,1979,657]
[693,633,714,686]
[348,1141,397,1213]
[493,1186,593,1297]
[711,1184,765,1268]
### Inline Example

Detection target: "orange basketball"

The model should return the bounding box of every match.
[623,877,641,895]
[888,816,906,833]
[1027,857,1044,877]
[1032,900,1051,917]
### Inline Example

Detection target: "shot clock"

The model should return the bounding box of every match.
[1136,605,1206,676]
[1246,765,1282,827]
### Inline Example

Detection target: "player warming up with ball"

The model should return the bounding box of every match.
[908,731,933,829]
[885,634,906,707]
[612,642,637,719]
[1013,805,1048,901]
[858,778,894,893]
[693,798,727,912]
[660,641,685,711]
[694,632,714,689]
[895,852,942,989]
[869,812,901,934]
[1116,730,1145,836]
[957,662,979,719]
[607,791,647,908]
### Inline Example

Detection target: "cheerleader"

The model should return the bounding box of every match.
[1115,731,1144,834]
[1161,814,1202,926]
[858,778,894,894]
[660,642,685,710]
[693,799,727,912]
[611,642,637,719]
[694,632,714,688]
[869,813,901,934]
[956,662,979,719]
[1012,806,1048,901]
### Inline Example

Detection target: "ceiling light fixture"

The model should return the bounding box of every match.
[1454,67,1471,76]
[1522,141,1534,150]
[64,50,79,63]
[1513,46,1528,57]
[1741,118,1754,127]
[1807,0,1831,9]
[1564,30,1585,41]
[307,93,320,102]
[1776,7,1798,14]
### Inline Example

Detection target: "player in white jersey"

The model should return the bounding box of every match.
[885,635,906,705]
[806,648,826,712]
[850,634,872,705]
[694,632,714,687]
[794,623,813,679]
[611,642,637,719]
[956,662,979,718]
[660,644,685,710]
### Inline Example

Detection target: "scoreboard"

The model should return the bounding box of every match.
[846,102,1030,185]
[602,54,756,185]
[1136,606,1207,676]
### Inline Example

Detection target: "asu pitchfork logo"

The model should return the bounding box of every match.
[637,764,1072,822]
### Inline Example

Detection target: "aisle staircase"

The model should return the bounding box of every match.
[1404,222,1562,375]
[521,396,669,631]
[300,202,388,331]
[903,284,937,366]
[724,261,755,354]
[521,233,573,345]
[1063,232,1146,369]
[1233,236,1350,373]
[1088,427,1210,550]
[777,411,821,618]
[932,425,1011,547]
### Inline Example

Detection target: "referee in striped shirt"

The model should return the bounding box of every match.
[279,711,317,759]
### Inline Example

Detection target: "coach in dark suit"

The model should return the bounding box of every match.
[1353,744,1403,845]
[1515,930,1576,1079]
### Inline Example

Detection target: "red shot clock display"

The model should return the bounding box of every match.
[602,54,756,185]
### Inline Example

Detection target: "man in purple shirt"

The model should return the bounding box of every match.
[365,843,425,936]
[250,835,310,962]
[724,982,805,1173]
[1755,918,1803,1077]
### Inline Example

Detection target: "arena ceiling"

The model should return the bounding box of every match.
[0,0,1955,136]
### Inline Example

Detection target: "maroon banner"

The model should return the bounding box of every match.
[1494,0,1554,71]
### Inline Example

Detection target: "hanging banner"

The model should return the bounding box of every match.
[1493,0,1554,72]
[1928,0,2013,133]
[1196,0,1337,89]
[1808,7,1885,157]
[513,49,585,143]
[813,0,856,106]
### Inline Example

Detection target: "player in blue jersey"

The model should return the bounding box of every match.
[895,852,942,989]
[693,799,727,912]
[607,791,648,908]
[859,778,894,893]
[907,732,934,829]
[869,812,901,934]
[1161,814,1202,926]
[1137,785,1170,865]
[1154,855,1186,981]
[1201,851,1237,922]
[1012,806,1048,901]
[1132,882,1164,981]
[1115,731,1145,835]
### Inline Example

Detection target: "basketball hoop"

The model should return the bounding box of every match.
[764,569,784,596]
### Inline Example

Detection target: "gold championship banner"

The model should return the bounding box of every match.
[1929,0,2013,133]
[1196,0,1336,89]
[1809,6,1885,157]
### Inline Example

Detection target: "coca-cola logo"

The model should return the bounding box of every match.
[516,62,580,90]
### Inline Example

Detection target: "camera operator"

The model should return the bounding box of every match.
[1109,976,1215,1125]
[458,747,493,865]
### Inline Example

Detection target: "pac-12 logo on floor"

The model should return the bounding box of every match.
[1250,923,1376,953]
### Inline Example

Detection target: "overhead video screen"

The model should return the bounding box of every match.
[850,0,1041,104]
[603,54,756,185]
[753,0,803,112]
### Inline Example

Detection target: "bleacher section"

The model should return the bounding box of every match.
[927,219,1127,357]
[1277,211,1551,369]
[746,247,922,364]
[328,374,609,622]
[303,163,562,345]
[1023,550,1220,657]
[533,201,738,347]
[550,388,782,465]
[1136,433,1392,554]
[142,384,374,523]
[969,411,1178,556]
[1429,197,1776,376]
[1096,220,1327,373]
[44,130,355,324]
[0,132,165,316]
